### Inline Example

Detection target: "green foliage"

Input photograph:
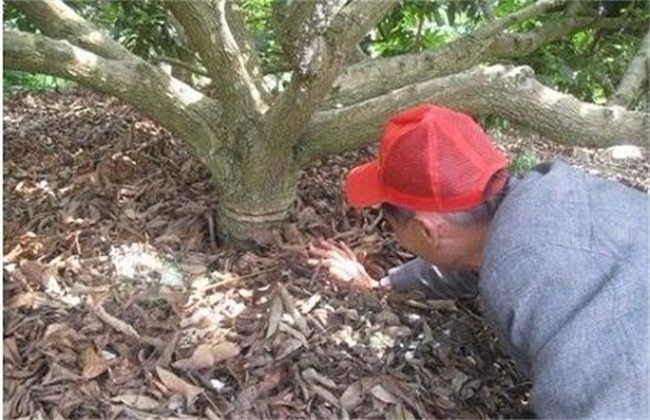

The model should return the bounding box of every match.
[242,0,283,72]
[509,147,539,175]
[3,71,73,96]
[525,29,644,104]
[517,1,648,106]
[363,0,483,57]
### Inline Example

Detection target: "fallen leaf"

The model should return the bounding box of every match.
[302,368,337,389]
[172,344,214,370]
[340,381,364,411]
[309,382,340,408]
[93,301,141,340]
[212,341,240,362]
[276,338,303,360]
[370,384,398,404]
[266,294,283,338]
[112,393,161,411]
[81,346,108,379]
[156,366,203,404]
[299,293,321,315]
[7,292,36,309]
[19,259,46,286]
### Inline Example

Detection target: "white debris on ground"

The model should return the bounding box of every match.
[109,243,185,287]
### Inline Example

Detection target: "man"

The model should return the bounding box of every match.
[308,104,648,418]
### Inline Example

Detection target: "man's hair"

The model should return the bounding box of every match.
[381,168,510,227]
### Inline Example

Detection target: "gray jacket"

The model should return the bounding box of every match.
[385,161,649,418]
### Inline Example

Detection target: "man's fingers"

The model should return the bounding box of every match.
[338,241,357,260]
[329,266,354,283]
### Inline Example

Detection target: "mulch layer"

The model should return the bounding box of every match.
[3,89,647,419]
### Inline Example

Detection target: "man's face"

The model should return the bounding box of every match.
[384,213,437,263]
[384,212,472,271]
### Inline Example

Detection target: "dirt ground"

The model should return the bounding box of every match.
[3,90,648,419]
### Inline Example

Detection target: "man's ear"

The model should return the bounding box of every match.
[414,213,444,247]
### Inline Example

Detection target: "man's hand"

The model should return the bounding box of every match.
[307,239,379,290]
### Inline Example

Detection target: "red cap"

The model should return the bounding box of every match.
[345,104,508,212]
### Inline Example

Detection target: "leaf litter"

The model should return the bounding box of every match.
[4,89,647,419]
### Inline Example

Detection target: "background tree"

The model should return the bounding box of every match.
[4,0,648,243]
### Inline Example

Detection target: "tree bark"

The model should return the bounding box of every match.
[610,29,650,108]
[299,64,648,166]
[166,0,269,115]
[325,13,642,109]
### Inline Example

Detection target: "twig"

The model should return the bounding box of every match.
[277,283,311,336]
[91,298,141,341]
[154,56,210,78]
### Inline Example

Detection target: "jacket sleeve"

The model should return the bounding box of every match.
[380,258,478,299]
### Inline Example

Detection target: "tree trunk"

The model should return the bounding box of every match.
[209,126,299,244]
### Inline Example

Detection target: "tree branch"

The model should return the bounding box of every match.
[324,1,568,109]
[264,0,397,152]
[166,0,268,115]
[155,56,209,78]
[325,13,643,110]
[474,0,564,39]
[299,64,647,166]
[488,16,642,59]
[3,30,221,158]
[13,0,131,60]
[476,0,495,21]
[273,0,347,74]
[610,29,650,108]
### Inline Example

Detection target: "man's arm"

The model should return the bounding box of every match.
[381,258,479,299]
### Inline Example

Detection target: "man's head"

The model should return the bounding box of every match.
[345,104,509,270]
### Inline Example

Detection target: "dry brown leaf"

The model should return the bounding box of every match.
[42,362,81,385]
[213,341,241,362]
[92,300,141,340]
[19,259,46,286]
[257,365,286,396]
[309,382,340,408]
[276,338,303,360]
[299,293,321,315]
[156,366,203,404]
[302,368,337,389]
[3,336,21,365]
[340,382,364,411]
[279,322,309,348]
[112,393,161,411]
[81,346,108,379]
[172,344,214,370]
[179,263,207,275]
[277,283,310,336]
[370,384,398,404]
[6,292,36,309]
[391,401,416,420]
[266,294,283,338]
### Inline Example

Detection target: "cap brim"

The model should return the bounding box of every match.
[345,160,385,208]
